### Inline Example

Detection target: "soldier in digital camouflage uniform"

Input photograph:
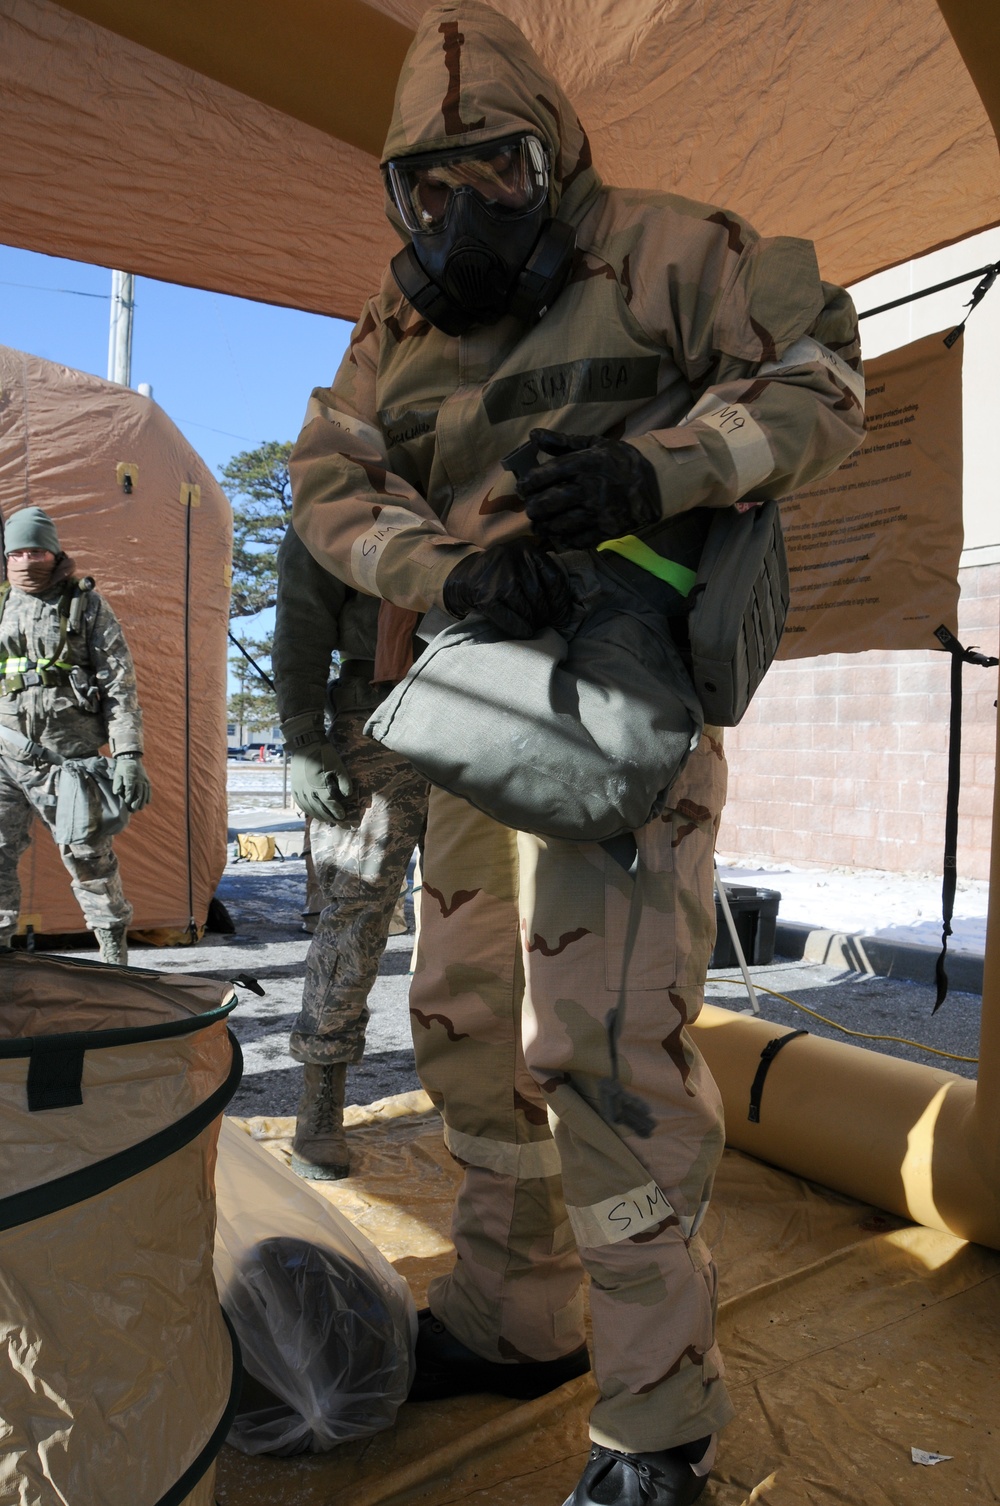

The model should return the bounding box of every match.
[0,507,150,965]
[289,5,864,1500]
[273,524,427,1179]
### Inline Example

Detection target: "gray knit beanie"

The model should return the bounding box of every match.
[3,507,61,556]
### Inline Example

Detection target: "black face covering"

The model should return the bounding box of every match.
[411,187,550,326]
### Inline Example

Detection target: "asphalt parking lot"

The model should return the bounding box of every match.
[74,852,981,1120]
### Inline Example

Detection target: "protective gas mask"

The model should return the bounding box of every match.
[387,133,575,335]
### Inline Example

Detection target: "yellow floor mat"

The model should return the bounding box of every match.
[215,1096,1000,1506]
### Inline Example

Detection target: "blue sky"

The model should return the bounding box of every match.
[0,244,352,480]
[1,242,354,692]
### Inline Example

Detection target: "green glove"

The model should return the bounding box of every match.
[112,752,151,811]
[282,713,352,824]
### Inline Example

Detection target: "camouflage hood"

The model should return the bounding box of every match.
[381,1,599,236]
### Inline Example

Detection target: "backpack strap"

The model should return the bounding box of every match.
[51,576,94,667]
[0,579,94,694]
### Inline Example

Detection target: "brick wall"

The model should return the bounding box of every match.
[720,563,999,879]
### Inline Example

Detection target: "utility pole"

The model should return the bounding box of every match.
[107,270,135,386]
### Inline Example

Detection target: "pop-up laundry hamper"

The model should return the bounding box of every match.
[0,952,243,1506]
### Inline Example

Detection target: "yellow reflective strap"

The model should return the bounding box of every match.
[0,656,74,674]
[596,535,698,597]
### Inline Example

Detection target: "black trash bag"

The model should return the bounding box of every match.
[225,1236,414,1456]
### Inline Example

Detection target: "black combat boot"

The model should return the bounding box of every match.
[291,1063,350,1180]
[562,1439,714,1506]
[409,1307,590,1402]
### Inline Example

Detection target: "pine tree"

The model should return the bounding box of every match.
[221,439,293,617]
[221,440,291,730]
[227,634,276,741]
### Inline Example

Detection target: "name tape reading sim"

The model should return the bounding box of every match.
[350,504,427,595]
[567,1178,677,1248]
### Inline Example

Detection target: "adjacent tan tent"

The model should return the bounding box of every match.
[0,346,231,937]
[0,0,997,324]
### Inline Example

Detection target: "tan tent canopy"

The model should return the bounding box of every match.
[0,0,997,324]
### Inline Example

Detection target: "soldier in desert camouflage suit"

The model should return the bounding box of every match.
[0,507,150,965]
[273,525,427,1179]
[289,4,864,1499]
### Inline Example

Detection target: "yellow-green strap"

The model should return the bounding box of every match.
[0,657,74,674]
[596,535,698,598]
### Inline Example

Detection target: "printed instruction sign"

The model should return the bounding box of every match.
[777,330,963,658]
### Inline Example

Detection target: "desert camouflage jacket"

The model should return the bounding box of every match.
[291,0,865,618]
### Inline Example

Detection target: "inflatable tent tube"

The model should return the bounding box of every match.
[691,682,1000,1251]
[0,954,243,1505]
[690,1005,999,1249]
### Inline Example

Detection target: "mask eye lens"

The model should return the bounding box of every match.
[489,148,515,175]
[414,173,451,226]
[390,136,548,234]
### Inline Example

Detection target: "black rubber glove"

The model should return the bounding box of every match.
[516,428,662,549]
[442,539,573,639]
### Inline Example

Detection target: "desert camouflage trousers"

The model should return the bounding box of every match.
[0,753,132,941]
[289,709,428,1064]
[410,731,734,1454]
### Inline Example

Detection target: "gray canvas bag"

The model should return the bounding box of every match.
[53,753,130,844]
[0,726,129,843]
[684,500,789,727]
[366,551,704,843]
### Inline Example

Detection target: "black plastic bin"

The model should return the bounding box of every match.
[711,885,782,968]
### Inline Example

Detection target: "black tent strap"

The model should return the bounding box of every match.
[0,1032,243,1231]
[858,260,1000,322]
[747,1029,808,1123]
[227,628,276,695]
[154,1309,243,1506]
[932,625,999,1014]
[27,1038,85,1112]
[944,264,999,348]
[183,489,196,942]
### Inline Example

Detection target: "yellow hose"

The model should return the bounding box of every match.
[708,978,979,1064]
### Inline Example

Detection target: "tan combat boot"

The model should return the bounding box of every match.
[95,925,128,966]
[291,1063,350,1180]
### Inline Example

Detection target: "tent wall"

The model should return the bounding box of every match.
[1,0,997,324]
[721,564,998,880]
[722,285,1000,881]
[0,347,231,937]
